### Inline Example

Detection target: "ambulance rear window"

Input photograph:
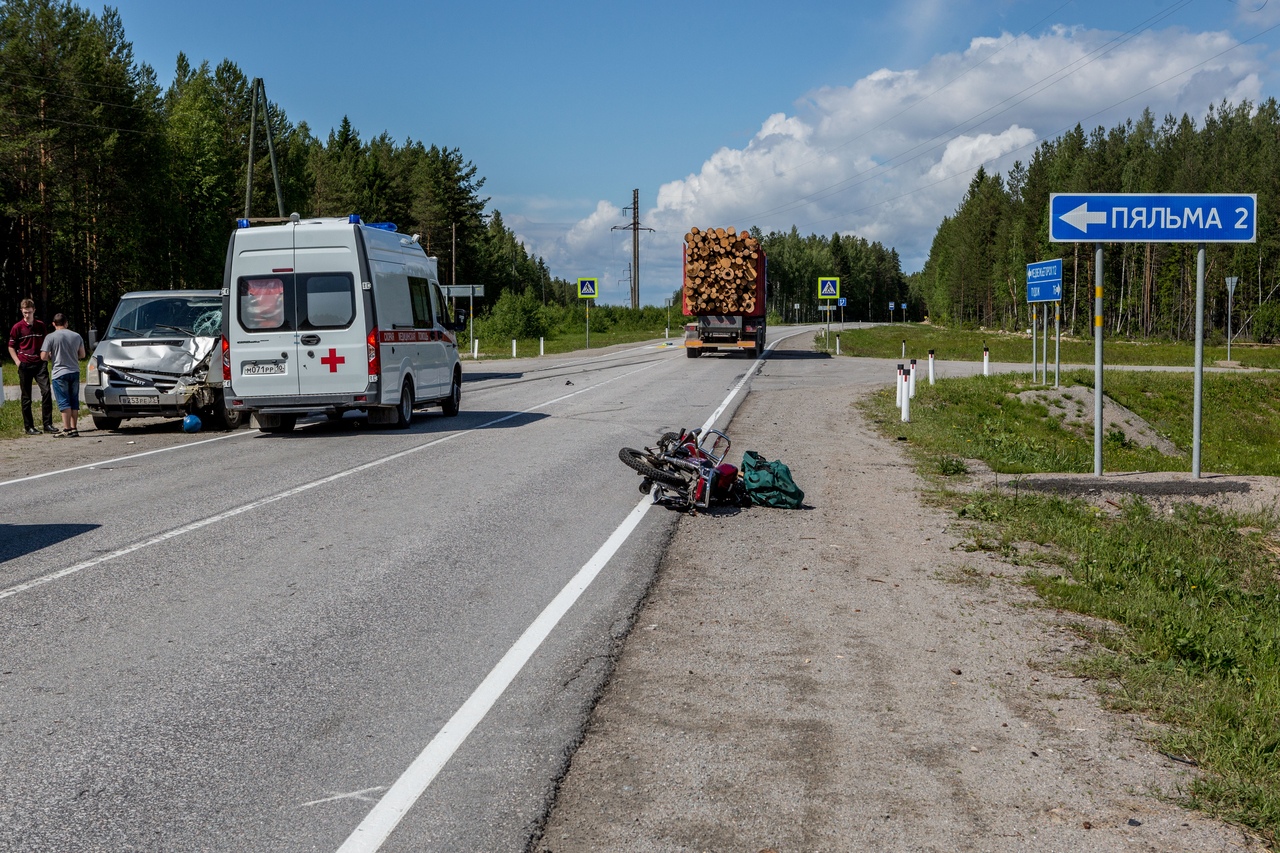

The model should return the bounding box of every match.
[301,274,355,329]
[239,277,288,331]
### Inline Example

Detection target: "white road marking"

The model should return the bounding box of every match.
[335,342,773,852]
[0,361,660,604]
[302,787,387,808]
[0,430,253,488]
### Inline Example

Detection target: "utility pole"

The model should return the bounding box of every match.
[243,77,285,220]
[611,189,653,309]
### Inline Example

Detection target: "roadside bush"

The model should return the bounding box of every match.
[477,287,550,340]
[1252,302,1280,344]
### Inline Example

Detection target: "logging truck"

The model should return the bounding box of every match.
[682,226,767,359]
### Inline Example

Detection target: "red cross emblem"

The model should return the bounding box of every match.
[320,348,345,372]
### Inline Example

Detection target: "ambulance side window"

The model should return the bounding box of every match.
[429,282,445,327]
[300,273,355,329]
[239,277,289,331]
[408,276,433,327]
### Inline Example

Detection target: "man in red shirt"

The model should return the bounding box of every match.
[7,298,56,435]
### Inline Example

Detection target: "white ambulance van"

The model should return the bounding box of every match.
[221,214,463,432]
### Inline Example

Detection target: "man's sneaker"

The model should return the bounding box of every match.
[24,427,40,436]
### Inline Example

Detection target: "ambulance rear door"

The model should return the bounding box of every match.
[228,225,301,399]
[292,226,366,396]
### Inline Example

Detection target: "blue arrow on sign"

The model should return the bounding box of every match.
[1026,259,1063,303]
[1050,193,1257,243]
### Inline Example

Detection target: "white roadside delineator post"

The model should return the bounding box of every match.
[909,358,917,398]
[540,337,544,356]
[512,339,517,357]
[928,349,935,385]
[900,371,911,422]
[896,364,903,407]
[473,338,479,359]
[983,345,990,377]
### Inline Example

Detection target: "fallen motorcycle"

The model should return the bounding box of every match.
[619,427,747,511]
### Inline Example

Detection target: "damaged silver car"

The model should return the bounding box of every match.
[85,290,244,431]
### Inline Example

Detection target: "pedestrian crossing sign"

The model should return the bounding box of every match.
[578,278,597,299]
[819,277,840,299]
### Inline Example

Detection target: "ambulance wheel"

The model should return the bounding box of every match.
[92,414,121,431]
[394,381,414,429]
[441,368,461,417]
[208,392,245,430]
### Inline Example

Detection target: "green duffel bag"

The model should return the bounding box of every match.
[741,450,805,509]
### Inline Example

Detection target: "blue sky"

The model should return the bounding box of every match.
[108,0,1280,305]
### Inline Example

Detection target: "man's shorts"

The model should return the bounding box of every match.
[51,374,80,412]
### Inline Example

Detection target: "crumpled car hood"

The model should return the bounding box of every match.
[93,336,215,377]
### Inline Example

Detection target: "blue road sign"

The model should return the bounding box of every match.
[577,278,597,299]
[889,301,895,311]
[837,297,847,307]
[819,277,840,299]
[1026,259,1063,303]
[1050,193,1257,243]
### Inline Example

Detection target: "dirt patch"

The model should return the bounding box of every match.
[1015,385,1181,456]
[535,342,1264,851]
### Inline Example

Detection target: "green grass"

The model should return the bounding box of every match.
[1,358,91,440]
[468,326,677,358]
[830,322,1280,369]
[864,368,1280,477]
[854,332,1280,841]
[953,489,1280,842]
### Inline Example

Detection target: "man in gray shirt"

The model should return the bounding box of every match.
[41,313,86,437]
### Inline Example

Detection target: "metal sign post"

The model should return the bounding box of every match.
[1026,259,1062,388]
[1226,276,1238,362]
[1051,194,1257,478]
[819,277,839,348]
[578,278,597,349]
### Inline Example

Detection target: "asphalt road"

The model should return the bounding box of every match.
[0,336,789,852]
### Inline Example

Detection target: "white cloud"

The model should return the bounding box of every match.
[518,23,1267,306]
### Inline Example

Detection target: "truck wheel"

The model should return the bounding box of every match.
[686,347,701,359]
[441,368,461,417]
[394,380,414,429]
[92,414,122,431]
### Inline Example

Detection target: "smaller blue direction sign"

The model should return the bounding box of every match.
[1026,259,1063,303]
[837,297,847,307]
[889,301,895,311]
[577,278,597,299]
[819,277,840,299]
[1050,193,1257,243]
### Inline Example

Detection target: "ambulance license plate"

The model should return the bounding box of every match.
[243,362,286,376]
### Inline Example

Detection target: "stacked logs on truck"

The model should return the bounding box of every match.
[684,226,759,314]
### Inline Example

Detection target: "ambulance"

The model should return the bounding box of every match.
[221,214,463,432]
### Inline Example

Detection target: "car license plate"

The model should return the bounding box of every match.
[243,362,286,376]
[118,395,156,405]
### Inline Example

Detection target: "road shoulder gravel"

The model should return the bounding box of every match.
[534,340,1264,852]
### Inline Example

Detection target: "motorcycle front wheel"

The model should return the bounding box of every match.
[618,447,687,489]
